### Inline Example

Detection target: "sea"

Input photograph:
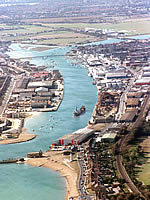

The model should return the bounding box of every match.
[0,35,150,200]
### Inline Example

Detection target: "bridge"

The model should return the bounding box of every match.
[18,54,76,60]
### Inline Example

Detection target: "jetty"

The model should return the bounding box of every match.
[0,158,25,164]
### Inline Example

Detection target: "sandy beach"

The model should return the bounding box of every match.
[26,150,80,200]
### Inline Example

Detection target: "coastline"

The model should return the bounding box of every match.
[26,151,80,200]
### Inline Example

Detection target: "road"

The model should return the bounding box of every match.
[77,151,92,200]
[117,77,135,120]
[0,77,16,116]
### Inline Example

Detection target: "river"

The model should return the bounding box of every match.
[1,35,150,200]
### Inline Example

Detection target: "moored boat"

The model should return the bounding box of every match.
[73,106,86,116]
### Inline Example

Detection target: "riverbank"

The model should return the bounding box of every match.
[0,111,40,144]
[4,41,98,200]
[26,150,79,200]
[0,128,36,144]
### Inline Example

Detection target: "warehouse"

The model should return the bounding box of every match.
[127,92,143,98]
[120,111,137,122]
[135,78,150,85]
[143,67,150,72]
[13,88,35,94]
[143,72,150,77]
[31,102,48,108]
[18,77,30,89]
[106,73,129,80]
[56,127,94,146]
[28,81,54,89]
[36,91,54,97]
[35,87,48,92]
[126,98,139,107]
[32,96,51,102]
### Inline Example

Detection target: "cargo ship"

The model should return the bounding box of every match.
[73,106,86,116]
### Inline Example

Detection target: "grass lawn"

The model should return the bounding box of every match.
[42,20,150,35]
[1,19,150,45]
[35,37,96,45]
[136,154,150,185]
[0,24,51,38]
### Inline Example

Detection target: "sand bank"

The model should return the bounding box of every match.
[26,150,79,200]
[0,128,36,145]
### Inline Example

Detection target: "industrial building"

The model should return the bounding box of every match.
[120,111,137,122]
[126,98,139,107]
[127,92,143,98]
[135,78,150,85]
[143,67,150,72]
[28,80,54,89]
[56,127,94,146]
[106,73,129,80]
[143,72,150,77]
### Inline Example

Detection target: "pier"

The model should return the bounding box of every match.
[0,158,24,164]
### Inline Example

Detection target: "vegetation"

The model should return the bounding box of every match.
[109,193,142,200]
[127,122,150,145]
[43,20,150,35]
[121,122,150,197]
[1,18,150,46]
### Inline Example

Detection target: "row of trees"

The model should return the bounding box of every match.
[121,121,150,199]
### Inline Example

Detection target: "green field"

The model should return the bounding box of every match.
[35,37,95,45]
[43,20,150,35]
[1,19,150,46]
[0,23,97,45]
[136,154,150,185]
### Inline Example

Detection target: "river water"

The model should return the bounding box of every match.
[1,35,150,200]
[0,43,98,200]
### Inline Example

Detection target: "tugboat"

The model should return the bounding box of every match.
[73,106,86,116]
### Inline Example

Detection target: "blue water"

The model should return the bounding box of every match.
[1,43,98,200]
[84,38,121,46]
[127,34,150,40]
[1,34,149,200]
[0,164,65,200]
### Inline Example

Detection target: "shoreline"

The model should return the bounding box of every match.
[0,128,36,145]
[0,112,40,145]
[26,151,80,200]
[0,127,36,145]
[13,33,150,50]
